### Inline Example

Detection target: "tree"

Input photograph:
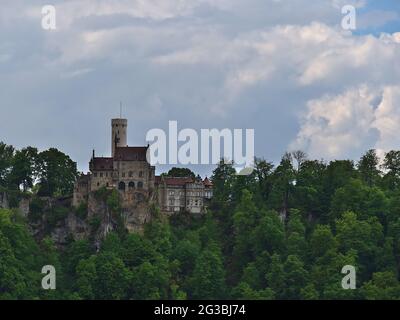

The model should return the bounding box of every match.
[251,210,285,257]
[75,256,97,300]
[358,149,381,187]
[310,225,337,258]
[94,252,130,299]
[335,212,383,281]
[8,147,38,191]
[163,167,195,178]
[283,255,308,299]
[330,179,388,222]
[0,142,14,188]
[291,150,307,172]
[266,254,285,299]
[36,148,78,197]
[232,189,260,276]
[268,154,295,220]
[294,160,326,220]
[0,230,26,299]
[129,259,170,299]
[190,246,227,299]
[252,158,274,203]
[361,271,400,300]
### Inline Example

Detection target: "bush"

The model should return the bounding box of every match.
[28,197,45,222]
[47,205,69,228]
[76,202,88,220]
[89,216,101,231]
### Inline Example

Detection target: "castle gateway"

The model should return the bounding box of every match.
[73,118,213,218]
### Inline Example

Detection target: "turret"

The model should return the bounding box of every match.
[111,118,128,157]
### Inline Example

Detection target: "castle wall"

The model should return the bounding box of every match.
[113,160,155,191]
[89,170,114,191]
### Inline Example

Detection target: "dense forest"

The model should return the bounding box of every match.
[1,141,400,300]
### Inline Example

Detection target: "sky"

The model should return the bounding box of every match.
[0,0,400,176]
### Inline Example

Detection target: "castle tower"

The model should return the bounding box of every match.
[111,118,128,157]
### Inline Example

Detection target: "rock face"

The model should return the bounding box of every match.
[21,189,156,248]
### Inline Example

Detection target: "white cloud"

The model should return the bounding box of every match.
[291,85,400,160]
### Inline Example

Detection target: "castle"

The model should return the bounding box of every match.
[73,118,213,217]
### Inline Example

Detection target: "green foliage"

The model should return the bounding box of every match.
[89,216,101,232]
[36,148,78,197]
[163,167,195,179]
[28,196,45,222]
[46,205,69,228]
[75,201,88,220]
[2,146,400,300]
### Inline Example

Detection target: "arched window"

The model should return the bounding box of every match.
[137,181,143,189]
[128,181,135,189]
[129,171,133,177]
[118,181,126,191]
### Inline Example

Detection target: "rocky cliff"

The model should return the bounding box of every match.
[15,188,157,248]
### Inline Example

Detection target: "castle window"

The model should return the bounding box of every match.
[139,171,143,177]
[138,181,143,189]
[128,181,135,189]
[100,172,103,178]
[129,171,133,177]
[118,181,126,191]
[97,182,100,187]
[122,172,126,178]
[94,172,98,177]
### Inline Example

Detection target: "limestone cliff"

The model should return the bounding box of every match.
[15,188,157,247]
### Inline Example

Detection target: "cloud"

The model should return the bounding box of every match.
[1,0,400,175]
[291,85,400,160]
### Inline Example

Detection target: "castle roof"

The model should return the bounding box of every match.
[90,157,113,171]
[163,176,194,186]
[155,175,213,187]
[114,146,148,161]
[203,177,213,186]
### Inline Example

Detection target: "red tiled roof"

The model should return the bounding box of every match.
[90,157,113,171]
[155,176,194,186]
[155,175,213,187]
[114,146,148,161]
[164,177,194,186]
[203,177,213,186]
